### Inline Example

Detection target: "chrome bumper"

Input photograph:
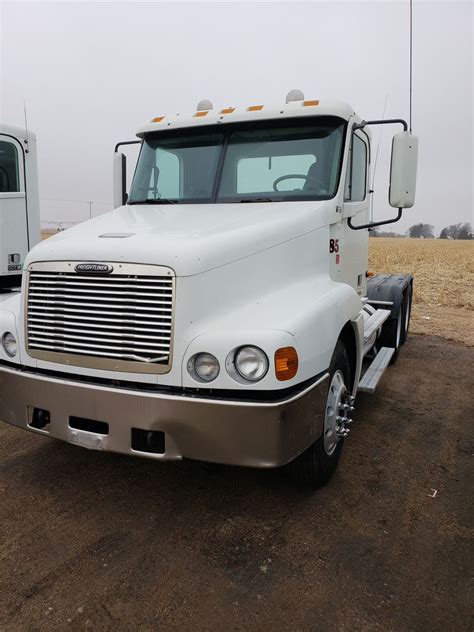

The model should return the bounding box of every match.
[0,364,329,468]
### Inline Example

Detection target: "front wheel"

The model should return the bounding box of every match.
[288,340,352,488]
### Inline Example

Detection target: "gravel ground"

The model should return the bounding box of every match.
[0,334,472,631]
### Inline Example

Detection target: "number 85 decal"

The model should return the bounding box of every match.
[329,238,339,253]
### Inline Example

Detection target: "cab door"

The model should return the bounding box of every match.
[339,130,370,293]
[0,134,28,278]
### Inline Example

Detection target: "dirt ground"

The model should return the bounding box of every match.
[0,334,472,631]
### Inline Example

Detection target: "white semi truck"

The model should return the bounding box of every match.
[0,93,418,487]
[0,125,41,290]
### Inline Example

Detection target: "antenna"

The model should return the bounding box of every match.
[409,0,413,132]
[23,99,30,153]
[370,93,389,222]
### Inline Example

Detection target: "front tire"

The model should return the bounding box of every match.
[288,340,351,488]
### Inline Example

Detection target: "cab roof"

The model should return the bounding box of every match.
[137,98,356,138]
[0,124,36,142]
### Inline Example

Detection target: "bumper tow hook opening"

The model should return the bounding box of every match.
[131,428,166,454]
[29,407,51,430]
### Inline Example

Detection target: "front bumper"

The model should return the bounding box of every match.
[0,364,329,468]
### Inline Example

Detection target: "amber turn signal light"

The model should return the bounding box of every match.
[275,347,298,381]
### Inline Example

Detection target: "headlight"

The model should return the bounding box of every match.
[2,332,17,358]
[190,352,220,382]
[234,346,268,382]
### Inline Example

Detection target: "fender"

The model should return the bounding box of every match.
[0,299,22,364]
[287,281,364,386]
[367,273,413,317]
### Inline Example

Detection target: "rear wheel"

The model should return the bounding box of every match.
[378,284,412,363]
[401,285,412,345]
[378,305,403,364]
[288,340,352,488]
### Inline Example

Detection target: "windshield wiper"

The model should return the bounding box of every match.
[129,199,179,205]
[239,197,275,203]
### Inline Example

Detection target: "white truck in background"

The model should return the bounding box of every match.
[0,92,418,487]
[0,125,41,290]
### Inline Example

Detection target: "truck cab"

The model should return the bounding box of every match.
[0,125,41,290]
[0,93,418,487]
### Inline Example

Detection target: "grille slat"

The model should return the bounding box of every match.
[30,288,172,298]
[29,324,171,340]
[28,343,169,363]
[28,335,170,352]
[30,280,172,290]
[27,267,174,369]
[28,298,173,309]
[28,315,171,329]
[30,273,173,284]
[28,331,171,347]
[28,305,173,318]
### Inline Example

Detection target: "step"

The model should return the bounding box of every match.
[364,308,391,342]
[358,346,395,393]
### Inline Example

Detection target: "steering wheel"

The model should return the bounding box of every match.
[273,174,308,192]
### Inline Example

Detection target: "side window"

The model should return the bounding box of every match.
[0,140,20,193]
[345,134,367,202]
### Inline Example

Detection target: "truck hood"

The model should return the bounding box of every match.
[28,201,331,277]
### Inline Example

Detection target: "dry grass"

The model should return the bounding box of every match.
[41,229,61,240]
[369,238,473,346]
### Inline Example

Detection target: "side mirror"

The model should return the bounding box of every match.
[113,152,127,208]
[389,132,418,208]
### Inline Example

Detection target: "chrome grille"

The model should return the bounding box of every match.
[26,262,174,374]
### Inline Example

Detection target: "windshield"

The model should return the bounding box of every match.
[128,117,346,205]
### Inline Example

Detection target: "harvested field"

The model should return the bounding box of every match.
[41,229,62,240]
[369,238,473,346]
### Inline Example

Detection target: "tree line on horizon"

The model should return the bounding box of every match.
[371,222,472,240]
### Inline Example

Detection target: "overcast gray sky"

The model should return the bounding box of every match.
[1,0,472,234]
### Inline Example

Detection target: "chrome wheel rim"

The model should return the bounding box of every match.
[404,295,411,333]
[324,370,347,456]
[395,310,402,348]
